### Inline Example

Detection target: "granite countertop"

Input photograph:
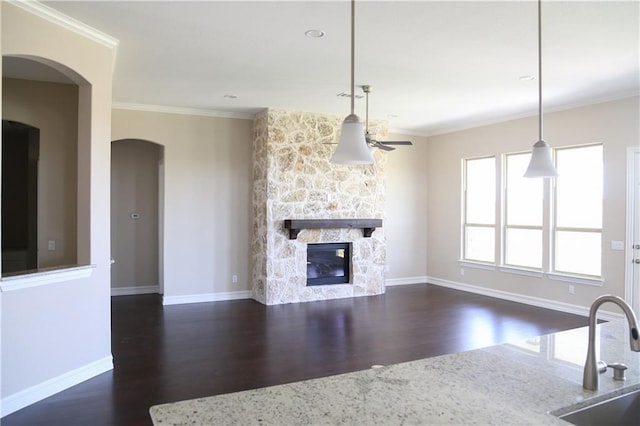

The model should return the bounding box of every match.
[150,320,640,425]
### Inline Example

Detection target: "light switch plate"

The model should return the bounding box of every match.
[611,240,625,251]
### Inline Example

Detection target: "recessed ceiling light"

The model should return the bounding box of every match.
[305,29,325,38]
[519,75,535,81]
[224,94,237,99]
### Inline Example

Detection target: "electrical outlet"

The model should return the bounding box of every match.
[460,268,465,276]
[47,240,56,251]
[232,275,238,283]
[569,284,575,294]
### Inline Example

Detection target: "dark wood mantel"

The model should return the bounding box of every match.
[283,219,382,240]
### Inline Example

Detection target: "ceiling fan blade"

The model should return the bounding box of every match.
[373,142,395,151]
[379,140,413,146]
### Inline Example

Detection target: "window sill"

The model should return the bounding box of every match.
[458,260,496,271]
[0,264,95,292]
[458,261,604,287]
[547,272,603,287]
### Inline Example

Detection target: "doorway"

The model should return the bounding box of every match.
[110,139,163,295]
[627,147,640,314]
[2,120,39,273]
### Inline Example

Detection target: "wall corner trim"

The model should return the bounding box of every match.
[8,0,119,49]
[0,355,113,418]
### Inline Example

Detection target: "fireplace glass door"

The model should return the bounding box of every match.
[306,243,351,286]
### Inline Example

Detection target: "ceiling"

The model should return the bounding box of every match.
[12,0,639,136]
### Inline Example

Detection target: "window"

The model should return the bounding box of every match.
[462,157,495,263]
[504,153,543,269]
[461,144,603,281]
[553,145,603,277]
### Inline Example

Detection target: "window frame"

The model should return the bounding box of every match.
[502,151,545,271]
[550,143,603,278]
[461,156,496,264]
[460,143,604,286]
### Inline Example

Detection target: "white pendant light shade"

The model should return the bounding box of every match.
[524,0,558,178]
[524,140,559,177]
[331,114,374,164]
[330,0,373,165]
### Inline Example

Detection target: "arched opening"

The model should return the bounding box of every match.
[1,56,88,275]
[111,139,165,295]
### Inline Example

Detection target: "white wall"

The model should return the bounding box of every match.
[426,97,640,312]
[111,109,253,301]
[1,2,115,415]
[385,132,429,283]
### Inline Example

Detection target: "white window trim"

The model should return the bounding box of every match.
[547,272,603,287]
[461,156,496,263]
[551,144,603,278]
[459,260,497,271]
[0,264,95,292]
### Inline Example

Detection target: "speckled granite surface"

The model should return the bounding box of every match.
[150,321,640,425]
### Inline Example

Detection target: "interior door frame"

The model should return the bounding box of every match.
[625,146,640,313]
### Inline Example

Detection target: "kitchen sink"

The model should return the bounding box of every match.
[558,389,640,426]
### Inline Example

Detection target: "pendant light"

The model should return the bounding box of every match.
[330,0,374,165]
[524,0,558,178]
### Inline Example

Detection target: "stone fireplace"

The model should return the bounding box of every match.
[251,109,387,305]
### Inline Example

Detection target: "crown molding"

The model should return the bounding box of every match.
[112,102,256,120]
[427,90,640,137]
[9,0,119,49]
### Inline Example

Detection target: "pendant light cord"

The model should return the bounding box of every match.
[350,0,356,116]
[538,0,543,142]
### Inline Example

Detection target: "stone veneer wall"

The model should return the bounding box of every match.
[252,109,388,305]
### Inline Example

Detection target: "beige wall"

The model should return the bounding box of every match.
[111,139,160,290]
[385,132,429,281]
[426,96,640,309]
[111,109,253,298]
[2,77,78,268]
[1,0,115,407]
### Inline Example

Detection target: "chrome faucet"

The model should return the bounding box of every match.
[583,295,640,390]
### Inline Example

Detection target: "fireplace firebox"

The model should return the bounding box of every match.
[306,243,351,286]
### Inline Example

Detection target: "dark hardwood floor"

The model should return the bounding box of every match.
[3,284,589,426]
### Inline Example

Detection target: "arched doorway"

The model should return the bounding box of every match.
[110,139,164,295]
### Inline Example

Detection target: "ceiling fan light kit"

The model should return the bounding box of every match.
[330,0,374,165]
[524,0,558,178]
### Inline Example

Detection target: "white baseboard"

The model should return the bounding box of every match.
[385,276,428,286]
[111,285,159,296]
[426,276,623,322]
[1,355,113,418]
[162,290,252,306]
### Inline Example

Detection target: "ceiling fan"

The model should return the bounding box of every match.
[361,85,413,151]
